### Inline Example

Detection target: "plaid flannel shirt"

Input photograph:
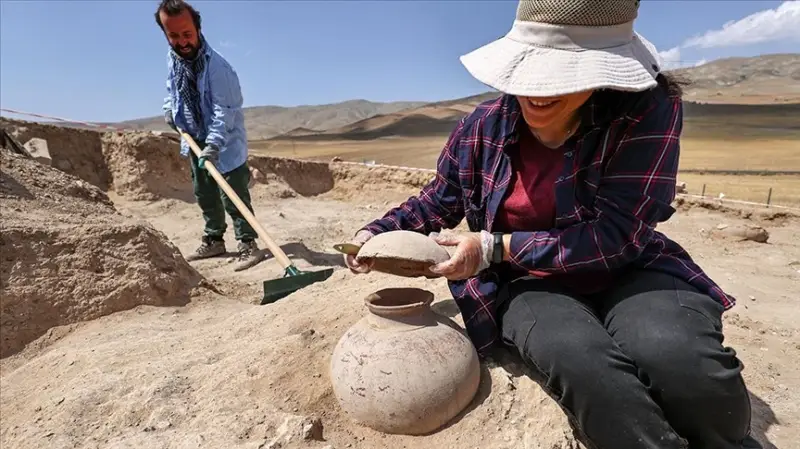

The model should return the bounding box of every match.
[361,86,736,356]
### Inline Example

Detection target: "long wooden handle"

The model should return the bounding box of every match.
[180,131,294,269]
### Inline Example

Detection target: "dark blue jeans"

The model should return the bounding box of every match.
[497,269,760,449]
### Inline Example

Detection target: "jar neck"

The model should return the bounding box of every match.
[365,288,435,326]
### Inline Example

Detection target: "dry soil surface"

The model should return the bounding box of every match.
[0,146,204,359]
[1,183,798,449]
[0,124,798,449]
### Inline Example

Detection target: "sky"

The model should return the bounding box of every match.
[1,0,798,123]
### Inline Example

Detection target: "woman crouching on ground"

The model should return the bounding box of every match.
[343,1,760,448]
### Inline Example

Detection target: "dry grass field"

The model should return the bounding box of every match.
[678,139,800,171]
[250,135,800,208]
[247,88,800,210]
[678,139,800,207]
[677,173,800,207]
[251,136,800,170]
[250,136,445,168]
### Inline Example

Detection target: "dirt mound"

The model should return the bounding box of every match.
[246,156,435,205]
[101,131,191,201]
[0,140,203,358]
[327,162,434,204]
[248,156,334,198]
[0,270,583,449]
[673,196,799,226]
[1,117,110,189]
[1,118,191,202]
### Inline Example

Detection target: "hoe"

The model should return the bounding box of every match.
[180,131,334,304]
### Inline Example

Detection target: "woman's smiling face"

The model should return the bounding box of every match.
[517,90,594,130]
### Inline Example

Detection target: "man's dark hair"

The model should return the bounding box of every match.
[154,0,202,31]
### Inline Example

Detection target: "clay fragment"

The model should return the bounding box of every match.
[712,224,770,243]
[356,230,451,278]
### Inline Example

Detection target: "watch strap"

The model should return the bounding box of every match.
[492,232,503,264]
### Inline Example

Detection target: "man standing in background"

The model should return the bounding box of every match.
[155,0,264,271]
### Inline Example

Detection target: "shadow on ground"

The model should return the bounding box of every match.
[259,241,347,268]
[432,298,460,318]
[0,170,35,200]
[154,186,197,204]
[248,156,335,196]
[750,392,779,449]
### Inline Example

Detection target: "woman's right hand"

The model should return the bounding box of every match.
[344,230,375,274]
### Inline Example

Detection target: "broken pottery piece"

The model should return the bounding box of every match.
[330,288,481,435]
[355,230,451,278]
[711,224,769,243]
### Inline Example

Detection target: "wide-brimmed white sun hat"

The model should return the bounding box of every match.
[460,0,663,97]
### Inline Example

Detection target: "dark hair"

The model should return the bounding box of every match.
[657,71,689,98]
[578,70,691,128]
[154,0,202,31]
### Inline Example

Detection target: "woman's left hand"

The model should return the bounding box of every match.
[429,231,492,280]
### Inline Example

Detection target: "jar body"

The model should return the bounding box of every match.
[330,288,480,435]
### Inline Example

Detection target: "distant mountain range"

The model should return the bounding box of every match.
[263,53,800,142]
[671,53,799,105]
[37,53,800,140]
[266,95,800,143]
[117,99,428,140]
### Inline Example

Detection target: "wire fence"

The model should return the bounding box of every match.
[679,181,800,212]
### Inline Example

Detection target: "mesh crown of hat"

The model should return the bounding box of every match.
[516,0,640,26]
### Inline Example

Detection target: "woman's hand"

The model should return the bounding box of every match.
[344,230,376,274]
[429,231,493,280]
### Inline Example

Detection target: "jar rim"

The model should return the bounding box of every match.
[365,288,434,316]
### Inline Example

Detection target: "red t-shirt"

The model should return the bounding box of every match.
[493,127,562,233]
[494,127,611,295]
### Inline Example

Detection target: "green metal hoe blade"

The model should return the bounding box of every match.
[260,265,334,305]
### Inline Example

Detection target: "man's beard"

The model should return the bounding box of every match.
[172,42,199,60]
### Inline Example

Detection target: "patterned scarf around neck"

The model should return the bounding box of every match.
[170,35,207,137]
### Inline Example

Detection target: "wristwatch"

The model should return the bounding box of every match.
[492,232,504,264]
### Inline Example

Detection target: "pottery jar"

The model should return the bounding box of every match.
[329,287,480,435]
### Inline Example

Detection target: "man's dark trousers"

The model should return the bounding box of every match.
[188,150,256,242]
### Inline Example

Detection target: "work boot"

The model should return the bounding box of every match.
[185,235,226,261]
[233,239,266,271]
